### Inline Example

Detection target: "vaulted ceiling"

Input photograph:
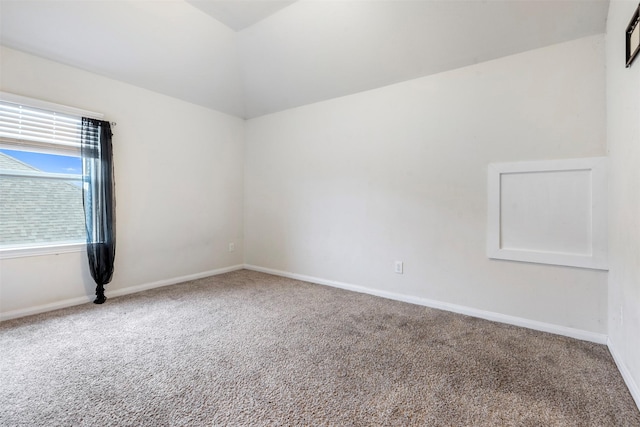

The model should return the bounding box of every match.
[186,0,298,31]
[0,0,609,119]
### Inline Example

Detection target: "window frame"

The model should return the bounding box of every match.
[0,92,103,259]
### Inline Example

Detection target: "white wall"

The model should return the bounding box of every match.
[0,47,245,316]
[245,35,608,336]
[606,0,640,407]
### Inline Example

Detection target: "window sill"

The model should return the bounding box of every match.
[0,242,85,260]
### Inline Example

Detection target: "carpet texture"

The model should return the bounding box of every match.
[1,269,639,426]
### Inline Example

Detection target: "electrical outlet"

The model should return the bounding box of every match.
[394,261,403,274]
[228,243,235,252]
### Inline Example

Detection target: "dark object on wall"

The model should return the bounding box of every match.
[626,3,640,67]
[81,118,116,304]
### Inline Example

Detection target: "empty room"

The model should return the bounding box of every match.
[1,0,639,425]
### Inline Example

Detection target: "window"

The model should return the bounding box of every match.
[0,93,102,258]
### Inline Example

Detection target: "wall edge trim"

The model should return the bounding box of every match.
[0,264,244,322]
[608,338,640,411]
[244,264,608,345]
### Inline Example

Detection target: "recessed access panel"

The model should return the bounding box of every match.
[487,157,607,270]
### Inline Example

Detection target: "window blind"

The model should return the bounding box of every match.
[0,100,82,154]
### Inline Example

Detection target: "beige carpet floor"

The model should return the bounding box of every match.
[1,269,639,426]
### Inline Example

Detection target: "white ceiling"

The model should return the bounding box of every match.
[0,0,609,119]
[1,0,246,117]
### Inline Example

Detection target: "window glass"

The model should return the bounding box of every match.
[0,149,85,248]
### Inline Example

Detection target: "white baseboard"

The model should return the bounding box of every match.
[106,264,244,299]
[0,264,244,322]
[3,262,610,346]
[608,338,640,411]
[244,264,608,345]
[0,295,94,322]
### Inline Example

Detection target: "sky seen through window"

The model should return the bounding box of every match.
[0,149,81,174]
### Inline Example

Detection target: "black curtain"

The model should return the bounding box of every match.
[81,118,115,304]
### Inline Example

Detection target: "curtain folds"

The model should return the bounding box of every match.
[81,118,115,304]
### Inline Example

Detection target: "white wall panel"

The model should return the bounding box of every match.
[0,47,245,315]
[245,35,608,334]
[606,0,640,410]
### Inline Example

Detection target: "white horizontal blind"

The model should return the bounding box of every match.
[0,100,82,154]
